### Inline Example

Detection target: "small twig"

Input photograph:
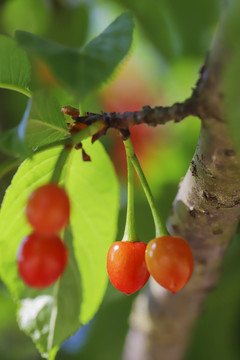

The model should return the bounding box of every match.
[71,97,199,131]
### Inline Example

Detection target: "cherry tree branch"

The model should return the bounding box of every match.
[75,98,198,129]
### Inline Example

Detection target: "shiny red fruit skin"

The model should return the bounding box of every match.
[17,232,68,289]
[107,241,150,295]
[26,183,70,235]
[145,236,194,293]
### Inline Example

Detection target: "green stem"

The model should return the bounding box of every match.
[51,146,72,184]
[124,138,169,238]
[49,120,106,184]
[34,119,106,154]
[0,84,32,98]
[71,119,106,146]
[122,142,137,242]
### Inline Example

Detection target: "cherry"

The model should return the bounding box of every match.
[107,241,150,295]
[26,183,70,235]
[145,236,194,293]
[17,232,68,289]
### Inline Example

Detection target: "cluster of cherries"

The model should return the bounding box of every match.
[17,183,70,289]
[16,183,193,294]
[107,236,194,295]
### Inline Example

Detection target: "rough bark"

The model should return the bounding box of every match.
[123,12,240,360]
[66,98,198,135]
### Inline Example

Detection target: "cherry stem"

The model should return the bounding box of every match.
[35,120,107,155]
[124,138,169,238]
[49,120,107,183]
[71,119,106,146]
[122,141,137,242]
[51,146,72,184]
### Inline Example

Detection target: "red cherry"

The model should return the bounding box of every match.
[107,241,150,295]
[145,236,194,293]
[17,232,68,289]
[26,183,70,235]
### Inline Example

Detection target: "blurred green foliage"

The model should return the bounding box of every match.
[110,0,220,59]
[223,0,240,149]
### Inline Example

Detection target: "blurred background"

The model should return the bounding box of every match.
[1,1,240,360]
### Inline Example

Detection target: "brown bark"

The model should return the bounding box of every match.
[70,94,198,131]
[123,12,240,360]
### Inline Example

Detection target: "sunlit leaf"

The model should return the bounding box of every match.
[67,142,119,322]
[0,140,118,358]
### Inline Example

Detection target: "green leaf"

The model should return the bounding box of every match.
[26,90,69,149]
[0,99,32,157]
[47,230,82,347]
[47,2,89,47]
[0,35,31,96]
[67,142,119,323]
[0,141,119,358]
[16,12,134,100]
[0,90,68,157]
